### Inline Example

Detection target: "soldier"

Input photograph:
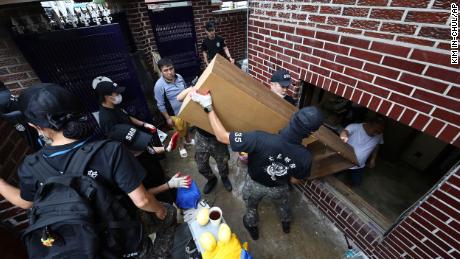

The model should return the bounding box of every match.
[190,90,323,240]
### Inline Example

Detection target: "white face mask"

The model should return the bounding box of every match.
[112,94,122,105]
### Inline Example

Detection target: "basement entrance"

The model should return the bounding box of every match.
[299,81,460,229]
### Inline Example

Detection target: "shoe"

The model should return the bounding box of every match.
[282,221,290,234]
[243,216,259,240]
[203,177,217,194]
[221,177,233,192]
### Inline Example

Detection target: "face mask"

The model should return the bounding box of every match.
[112,95,122,105]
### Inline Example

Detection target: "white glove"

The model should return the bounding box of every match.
[167,173,191,189]
[191,91,212,109]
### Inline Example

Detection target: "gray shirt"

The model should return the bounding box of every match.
[153,74,186,115]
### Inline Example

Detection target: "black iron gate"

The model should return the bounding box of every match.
[13,23,152,124]
[148,1,201,84]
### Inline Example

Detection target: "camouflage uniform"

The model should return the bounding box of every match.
[138,202,177,259]
[242,174,291,227]
[194,130,230,180]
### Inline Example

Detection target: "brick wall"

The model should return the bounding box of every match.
[249,1,460,258]
[192,0,247,65]
[248,0,459,147]
[0,3,41,230]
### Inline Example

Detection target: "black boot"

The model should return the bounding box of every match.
[282,221,290,234]
[243,216,259,240]
[203,177,217,194]
[221,176,233,192]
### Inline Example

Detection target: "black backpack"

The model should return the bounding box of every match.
[21,140,144,258]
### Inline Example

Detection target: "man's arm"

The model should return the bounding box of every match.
[223,47,234,64]
[0,179,33,209]
[153,84,173,126]
[128,184,167,219]
[202,51,209,66]
[368,146,379,168]
[147,184,169,195]
[208,110,230,144]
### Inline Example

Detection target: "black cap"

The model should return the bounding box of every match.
[205,21,215,31]
[94,81,125,96]
[108,124,152,151]
[292,106,324,135]
[19,83,82,129]
[271,69,291,87]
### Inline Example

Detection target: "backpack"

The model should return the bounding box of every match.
[21,140,144,259]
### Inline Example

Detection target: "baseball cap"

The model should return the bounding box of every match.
[19,83,82,129]
[292,106,324,135]
[108,124,153,151]
[271,69,291,87]
[93,77,125,96]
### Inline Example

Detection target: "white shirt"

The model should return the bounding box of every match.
[345,123,383,169]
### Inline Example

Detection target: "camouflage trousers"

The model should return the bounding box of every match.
[194,130,230,180]
[138,203,177,259]
[242,174,291,227]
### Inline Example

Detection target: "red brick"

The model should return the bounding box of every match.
[336,55,363,69]
[350,49,382,63]
[303,38,324,49]
[329,81,338,93]
[421,201,450,222]
[400,108,416,125]
[419,27,451,40]
[437,42,451,50]
[389,104,404,120]
[391,0,430,8]
[432,0,452,9]
[279,25,295,34]
[340,36,370,49]
[0,73,29,83]
[370,9,404,20]
[321,60,345,73]
[286,34,303,43]
[292,13,308,20]
[426,67,460,84]
[271,30,285,39]
[363,31,394,40]
[311,65,331,77]
[424,119,445,137]
[388,93,433,113]
[316,24,337,31]
[447,87,460,99]
[359,92,372,106]
[345,68,374,82]
[410,49,458,69]
[300,54,321,65]
[351,20,380,30]
[382,56,425,74]
[313,49,335,61]
[324,43,350,55]
[294,44,313,54]
[316,32,340,43]
[381,23,417,34]
[400,73,448,93]
[327,17,350,26]
[378,100,392,115]
[296,28,315,37]
[337,28,363,34]
[309,15,327,23]
[370,42,411,57]
[344,86,353,99]
[438,124,460,144]
[364,63,399,79]
[278,40,293,49]
[331,72,358,86]
[369,96,381,111]
[410,113,430,130]
[396,36,435,46]
[406,11,450,24]
[343,7,369,17]
[434,109,460,130]
[301,5,319,12]
[413,90,460,111]
[320,6,341,14]
[332,0,355,4]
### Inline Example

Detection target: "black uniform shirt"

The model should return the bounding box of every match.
[229,131,312,187]
[18,139,146,202]
[284,95,297,106]
[201,35,227,62]
[99,105,132,134]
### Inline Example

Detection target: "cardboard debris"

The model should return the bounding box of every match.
[179,54,358,179]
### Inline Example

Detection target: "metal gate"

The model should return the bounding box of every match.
[13,23,152,124]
